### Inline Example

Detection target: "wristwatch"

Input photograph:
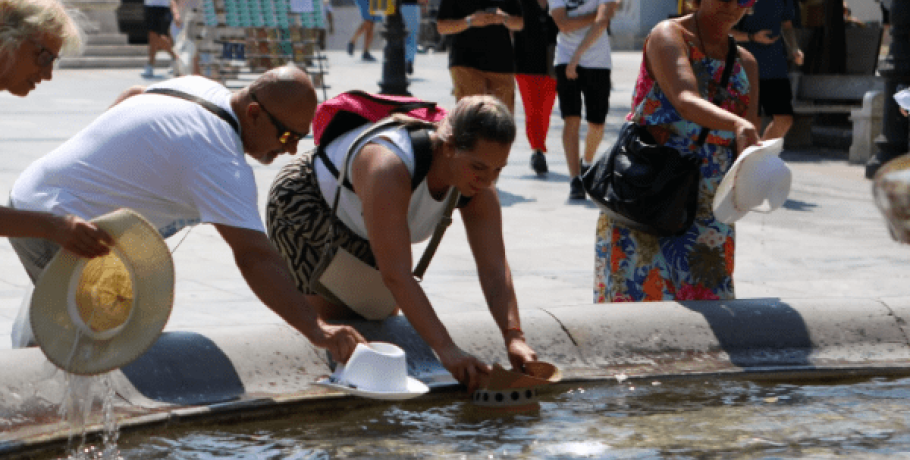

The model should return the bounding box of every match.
[465,16,473,28]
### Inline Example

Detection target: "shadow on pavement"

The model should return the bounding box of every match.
[121,331,244,406]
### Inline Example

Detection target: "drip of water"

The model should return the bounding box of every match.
[57,373,122,460]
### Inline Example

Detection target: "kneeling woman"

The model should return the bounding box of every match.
[266,95,537,390]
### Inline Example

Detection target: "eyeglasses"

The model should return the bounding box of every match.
[29,39,59,67]
[250,92,304,146]
[719,0,757,8]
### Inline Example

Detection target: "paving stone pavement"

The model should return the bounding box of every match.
[0,50,908,350]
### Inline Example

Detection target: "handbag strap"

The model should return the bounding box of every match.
[144,87,240,134]
[327,118,459,281]
[695,35,738,146]
[413,189,460,280]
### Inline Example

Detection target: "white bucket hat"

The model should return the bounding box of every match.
[713,138,792,224]
[29,209,175,376]
[316,342,429,400]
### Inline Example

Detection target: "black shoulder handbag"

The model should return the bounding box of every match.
[582,36,738,237]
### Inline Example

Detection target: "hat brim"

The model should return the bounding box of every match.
[315,376,430,400]
[30,209,175,376]
[713,138,785,224]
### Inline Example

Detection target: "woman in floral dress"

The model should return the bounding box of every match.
[594,0,761,302]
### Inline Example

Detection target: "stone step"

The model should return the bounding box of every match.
[59,55,173,69]
[811,125,853,151]
[85,33,130,46]
[82,44,148,57]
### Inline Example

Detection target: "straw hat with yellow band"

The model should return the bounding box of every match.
[30,208,175,376]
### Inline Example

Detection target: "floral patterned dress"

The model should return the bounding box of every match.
[594,37,751,302]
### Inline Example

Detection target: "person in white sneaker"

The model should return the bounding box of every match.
[550,0,618,200]
[143,0,178,78]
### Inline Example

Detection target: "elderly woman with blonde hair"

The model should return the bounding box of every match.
[0,0,112,262]
[0,0,84,96]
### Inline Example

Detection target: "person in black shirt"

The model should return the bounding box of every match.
[436,0,524,113]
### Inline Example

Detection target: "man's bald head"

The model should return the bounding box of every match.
[233,64,318,162]
[245,64,317,133]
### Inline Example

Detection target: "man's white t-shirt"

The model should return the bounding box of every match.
[11,76,264,238]
[315,124,454,242]
[550,0,616,69]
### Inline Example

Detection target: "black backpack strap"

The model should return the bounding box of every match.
[316,123,435,192]
[145,87,240,135]
[696,36,738,146]
[407,127,434,190]
[315,145,353,191]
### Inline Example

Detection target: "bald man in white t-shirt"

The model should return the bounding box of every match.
[9,66,367,361]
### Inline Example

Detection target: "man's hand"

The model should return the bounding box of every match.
[310,321,367,363]
[52,214,114,258]
[791,49,804,66]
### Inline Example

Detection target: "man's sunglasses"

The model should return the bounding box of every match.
[250,92,304,146]
[29,39,58,67]
[719,0,757,8]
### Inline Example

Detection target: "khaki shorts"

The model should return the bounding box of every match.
[449,66,515,114]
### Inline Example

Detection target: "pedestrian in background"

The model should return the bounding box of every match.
[346,0,380,62]
[436,0,524,113]
[733,0,803,141]
[594,0,760,302]
[550,0,618,200]
[401,0,426,75]
[143,0,179,78]
[170,0,202,76]
[513,0,558,176]
[0,0,114,259]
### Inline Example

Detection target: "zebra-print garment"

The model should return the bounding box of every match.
[266,149,377,295]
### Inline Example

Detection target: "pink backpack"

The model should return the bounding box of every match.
[313,90,448,191]
[313,90,447,148]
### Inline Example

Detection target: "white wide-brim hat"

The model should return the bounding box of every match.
[316,342,429,400]
[713,138,792,224]
[30,208,175,376]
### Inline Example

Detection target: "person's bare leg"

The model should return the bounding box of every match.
[762,114,793,140]
[306,294,361,320]
[583,122,605,165]
[563,116,582,177]
[148,31,177,65]
[349,21,366,47]
[363,20,375,53]
[306,294,401,320]
[147,32,158,66]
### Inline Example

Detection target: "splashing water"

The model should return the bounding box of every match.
[57,373,121,460]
